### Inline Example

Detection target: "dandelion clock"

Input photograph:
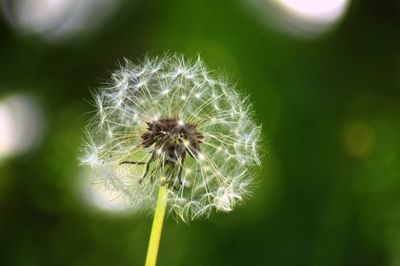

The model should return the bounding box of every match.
[81,54,262,266]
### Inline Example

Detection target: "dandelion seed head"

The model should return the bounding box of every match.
[81,54,261,221]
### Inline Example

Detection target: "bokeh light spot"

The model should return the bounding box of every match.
[0,0,121,41]
[82,179,130,214]
[0,94,44,161]
[278,0,348,22]
[342,121,375,159]
[249,0,350,38]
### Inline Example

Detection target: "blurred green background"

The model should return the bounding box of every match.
[0,0,399,265]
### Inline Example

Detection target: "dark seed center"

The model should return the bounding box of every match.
[120,117,203,188]
[141,117,203,163]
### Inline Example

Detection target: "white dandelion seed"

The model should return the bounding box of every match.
[81,54,262,221]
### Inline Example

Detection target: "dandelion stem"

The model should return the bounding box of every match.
[144,184,169,266]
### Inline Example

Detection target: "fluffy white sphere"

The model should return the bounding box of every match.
[81,54,261,221]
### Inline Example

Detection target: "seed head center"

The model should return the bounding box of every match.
[141,117,203,164]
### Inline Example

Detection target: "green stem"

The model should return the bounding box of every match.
[145,184,169,266]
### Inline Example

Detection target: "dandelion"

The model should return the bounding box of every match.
[81,54,261,265]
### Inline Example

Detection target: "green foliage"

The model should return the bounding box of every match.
[0,0,399,265]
